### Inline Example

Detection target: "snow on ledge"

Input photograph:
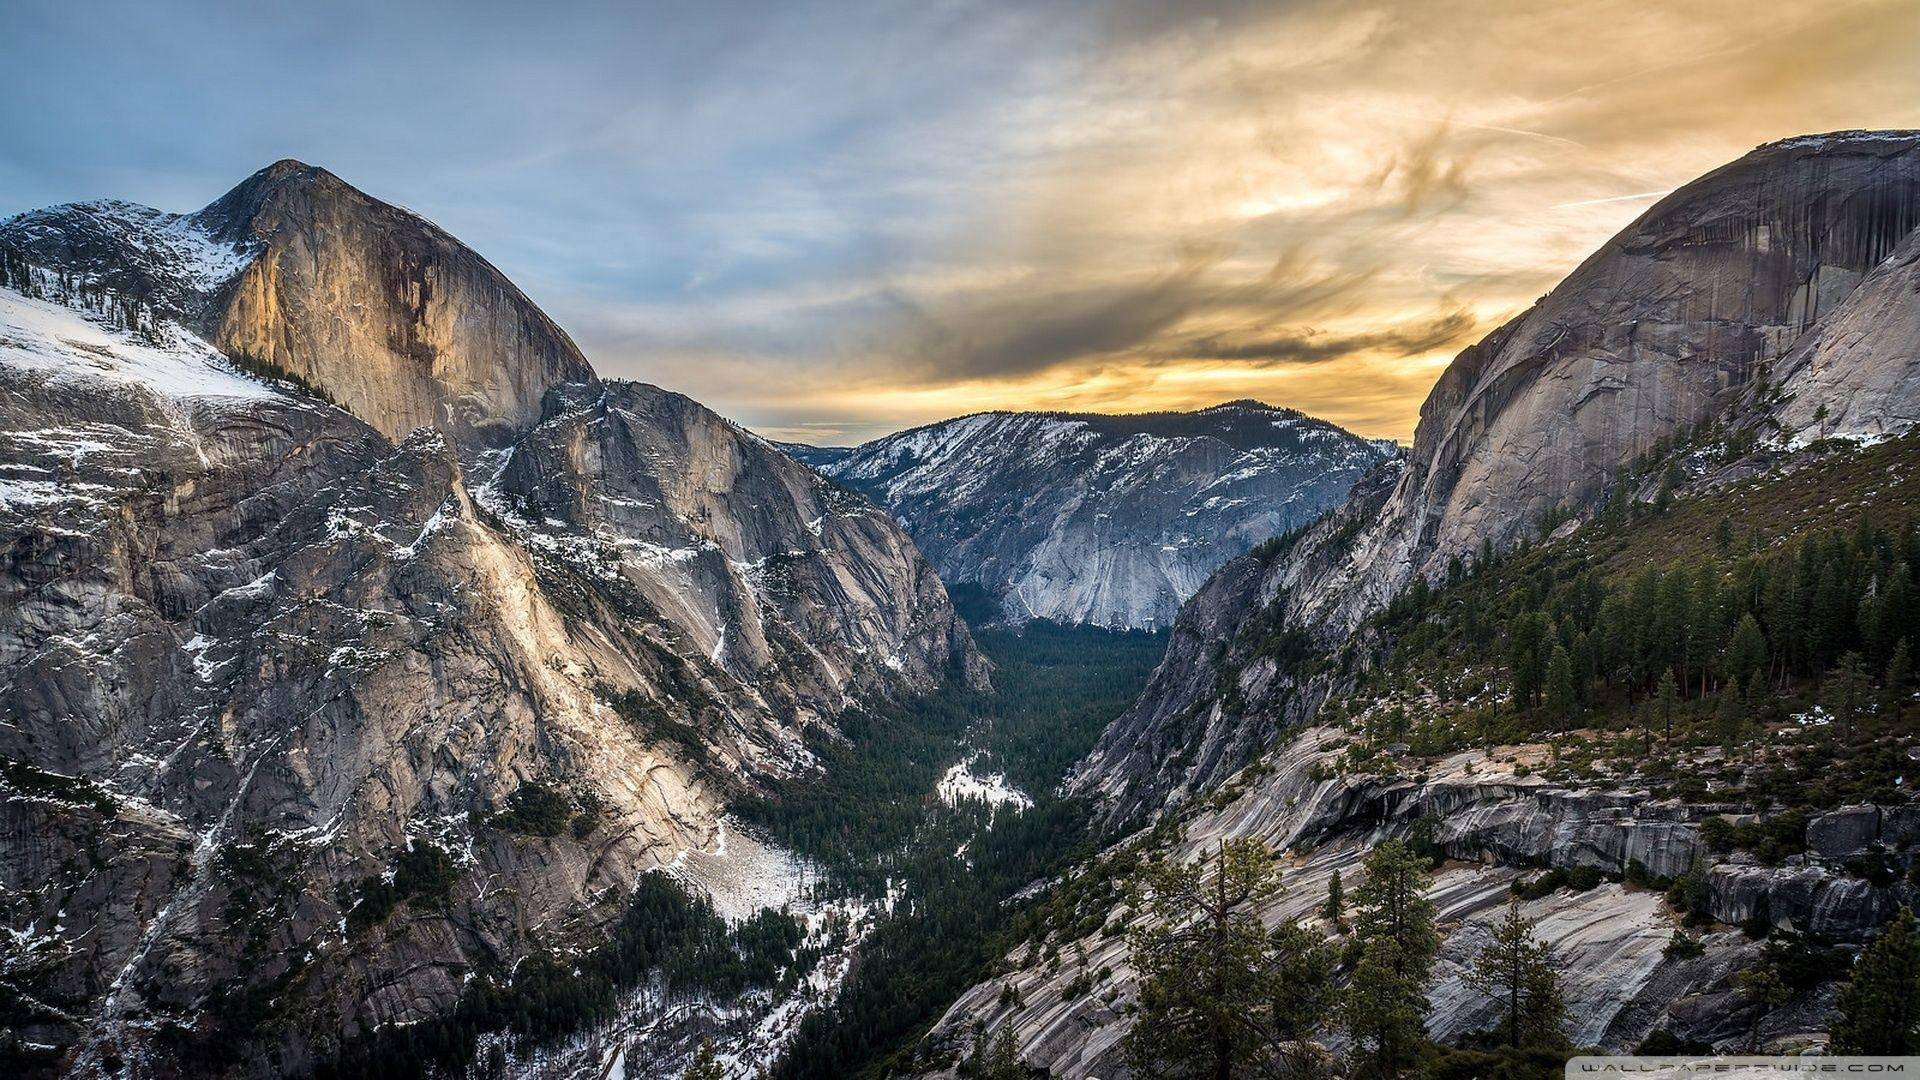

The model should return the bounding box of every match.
[0,287,281,402]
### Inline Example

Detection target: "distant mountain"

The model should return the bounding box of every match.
[0,161,978,1075]
[771,439,854,468]
[819,402,1397,629]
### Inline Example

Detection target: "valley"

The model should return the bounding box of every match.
[5,126,1920,1080]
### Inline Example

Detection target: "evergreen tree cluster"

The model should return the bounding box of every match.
[1832,908,1920,1054]
[1379,506,1918,752]
[1115,837,1572,1079]
[1498,518,1916,717]
[764,623,1167,1080]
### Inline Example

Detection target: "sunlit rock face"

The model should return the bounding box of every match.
[3,159,599,446]
[1283,130,1920,635]
[822,403,1395,630]
[0,163,976,1074]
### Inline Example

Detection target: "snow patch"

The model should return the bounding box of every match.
[937,755,1033,815]
[0,287,280,402]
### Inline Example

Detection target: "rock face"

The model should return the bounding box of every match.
[1073,132,1920,822]
[1772,221,1920,443]
[927,730,1900,1079]
[1285,131,1920,637]
[2,160,598,445]
[821,403,1395,629]
[0,165,976,1076]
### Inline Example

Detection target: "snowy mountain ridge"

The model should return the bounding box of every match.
[819,402,1396,629]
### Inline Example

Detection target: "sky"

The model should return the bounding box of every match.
[4,1,1919,445]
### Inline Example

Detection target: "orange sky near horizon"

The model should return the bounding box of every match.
[676,0,1920,445]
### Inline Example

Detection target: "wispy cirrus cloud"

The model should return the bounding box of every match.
[3,0,1918,444]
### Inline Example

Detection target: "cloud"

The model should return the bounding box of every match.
[1174,305,1481,365]
[866,246,1388,385]
[5,0,1918,445]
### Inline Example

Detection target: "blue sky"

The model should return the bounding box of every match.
[5,0,1918,443]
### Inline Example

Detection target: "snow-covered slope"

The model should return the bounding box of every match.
[821,403,1396,629]
[0,286,273,403]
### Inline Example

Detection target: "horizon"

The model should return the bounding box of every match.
[6,0,1918,445]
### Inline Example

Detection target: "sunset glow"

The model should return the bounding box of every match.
[10,0,1918,442]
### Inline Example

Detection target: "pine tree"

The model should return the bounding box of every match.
[1323,869,1345,929]
[1659,570,1694,696]
[1466,897,1566,1049]
[1690,568,1728,694]
[1346,939,1427,1080]
[1826,652,1870,743]
[1888,640,1913,722]
[1346,841,1438,1079]
[1269,922,1341,1074]
[1813,559,1852,672]
[683,1039,725,1080]
[1509,611,1550,707]
[965,1016,1024,1080]
[1123,839,1288,1079]
[1831,908,1920,1053]
[1727,613,1768,693]
[1545,645,1577,722]
[1654,669,1680,740]
[1570,632,1595,704]
[1352,841,1439,973]
[1714,682,1745,750]
[1629,568,1665,691]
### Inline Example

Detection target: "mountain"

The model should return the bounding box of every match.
[1072,130,1920,818]
[769,440,853,469]
[1283,130,1920,638]
[907,132,1920,1078]
[819,403,1397,629]
[0,163,978,1076]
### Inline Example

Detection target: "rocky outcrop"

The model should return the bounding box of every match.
[0,163,978,1076]
[1772,222,1920,443]
[822,403,1394,629]
[1282,131,1920,636]
[926,729,1904,1078]
[487,381,982,724]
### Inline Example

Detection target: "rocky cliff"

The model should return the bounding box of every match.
[1,160,598,445]
[1284,130,1920,636]
[821,403,1395,629]
[0,164,976,1077]
[1072,131,1920,821]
